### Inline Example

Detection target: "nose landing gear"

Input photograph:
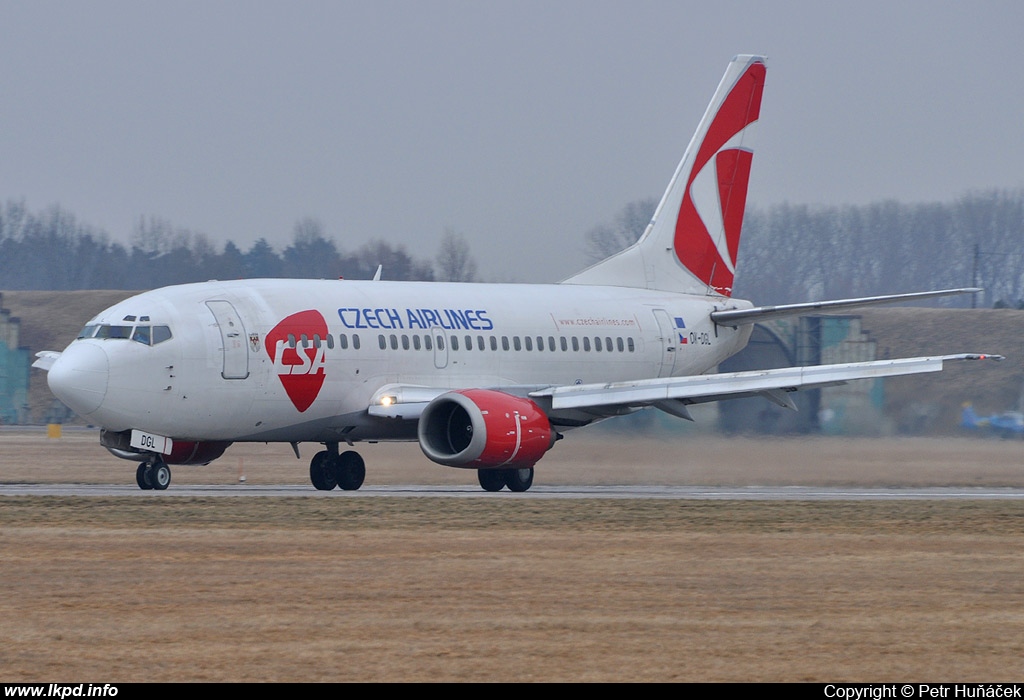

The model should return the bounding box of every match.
[135,460,171,491]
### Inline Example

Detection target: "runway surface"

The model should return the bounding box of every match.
[5,483,1024,499]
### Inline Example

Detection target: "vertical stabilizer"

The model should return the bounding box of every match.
[564,55,766,296]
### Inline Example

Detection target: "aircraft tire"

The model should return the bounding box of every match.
[334,451,365,491]
[150,463,171,490]
[477,469,506,492]
[505,467,534,492]
[309,450,337,491]
[136,463,154,490]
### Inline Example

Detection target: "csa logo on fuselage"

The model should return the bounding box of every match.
[265,310,328,412]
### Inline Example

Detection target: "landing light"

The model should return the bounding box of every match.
[380,395,396,407]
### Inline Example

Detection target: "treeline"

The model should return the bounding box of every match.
[585,189,1024,308]
[0,203,478,290]
[4,189,1023,304]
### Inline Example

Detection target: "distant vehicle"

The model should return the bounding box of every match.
[34,55,1002,492]
[960,403,1024,437]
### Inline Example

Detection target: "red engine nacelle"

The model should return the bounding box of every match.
[417,389,556,469]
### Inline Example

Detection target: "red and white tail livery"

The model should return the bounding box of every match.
[566,54,764,296]
[34,55,998,492]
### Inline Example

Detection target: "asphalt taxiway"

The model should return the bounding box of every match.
[4,483,1024,499]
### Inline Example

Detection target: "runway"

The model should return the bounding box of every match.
[5,483,1024,499]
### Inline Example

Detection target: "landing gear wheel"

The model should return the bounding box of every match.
[136,463,154,490]
[150,463,171,490]
[309,450,338,491]
[478,469,507,492]
[505,467,534,492]
[333,451,366,491]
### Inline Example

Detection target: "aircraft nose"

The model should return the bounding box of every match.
[48,343,110,416]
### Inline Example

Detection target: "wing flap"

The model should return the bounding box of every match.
[531,354,1002,411]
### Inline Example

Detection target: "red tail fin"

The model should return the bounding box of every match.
[564,56,765,296]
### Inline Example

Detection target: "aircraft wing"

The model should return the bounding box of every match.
[528,353,1002,415]
[366,353,1002,422]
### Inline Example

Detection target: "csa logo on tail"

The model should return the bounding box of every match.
[265,310,329,412]
[674,61,765,296]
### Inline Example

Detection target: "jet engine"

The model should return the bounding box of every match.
[417,389,556,469]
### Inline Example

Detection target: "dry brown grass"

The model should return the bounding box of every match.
[2,431,1024,682]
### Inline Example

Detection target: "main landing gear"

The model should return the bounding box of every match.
[477,466,535,492]
[309,445,366,491]
[136,460,171,491]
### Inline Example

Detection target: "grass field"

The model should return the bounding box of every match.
[2,430,1023,682]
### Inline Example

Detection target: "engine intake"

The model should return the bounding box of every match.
[418,389,556,469]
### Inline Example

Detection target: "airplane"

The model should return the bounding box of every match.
[32,54,1002,492]
[960,403,1024,438]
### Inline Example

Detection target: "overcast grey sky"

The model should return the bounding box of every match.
[2,1,1021,282]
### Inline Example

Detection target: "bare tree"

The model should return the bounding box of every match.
[584,198,657,263]
[435,228,478,282]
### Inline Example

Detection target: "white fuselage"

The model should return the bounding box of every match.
[49,279,753,443]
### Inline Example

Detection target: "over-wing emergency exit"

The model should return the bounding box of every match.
[33,55,1002,491]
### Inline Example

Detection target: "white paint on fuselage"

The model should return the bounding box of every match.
[54,279,753,443]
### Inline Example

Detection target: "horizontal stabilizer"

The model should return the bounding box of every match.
[710,288,982,326]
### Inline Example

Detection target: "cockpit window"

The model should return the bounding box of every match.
[95,325,133,339]
[86,323,173,346]
[152,326,172,344]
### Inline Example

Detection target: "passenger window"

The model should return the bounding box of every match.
[413,335,421,350]
[378,334,387,350]
[490,336,497,351]
[572,337,580,352]
[288,334,297,349]
[627,337,635,352]
[560,337,568,352]
[326,334,334,349]
[425,335,433,351]
[477,336,485,351]
[402,335,410,350]
[583,337,591,352]
[501,337,510,351]
[617,337,624,352]
[339,334,349,350]
[465,335,473,350]
[451,336,459,351]
[352,334,361,350]
[524,336,532,351]
[595,337,602,352]
[513,337,522,351]
[389,334,398,350]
